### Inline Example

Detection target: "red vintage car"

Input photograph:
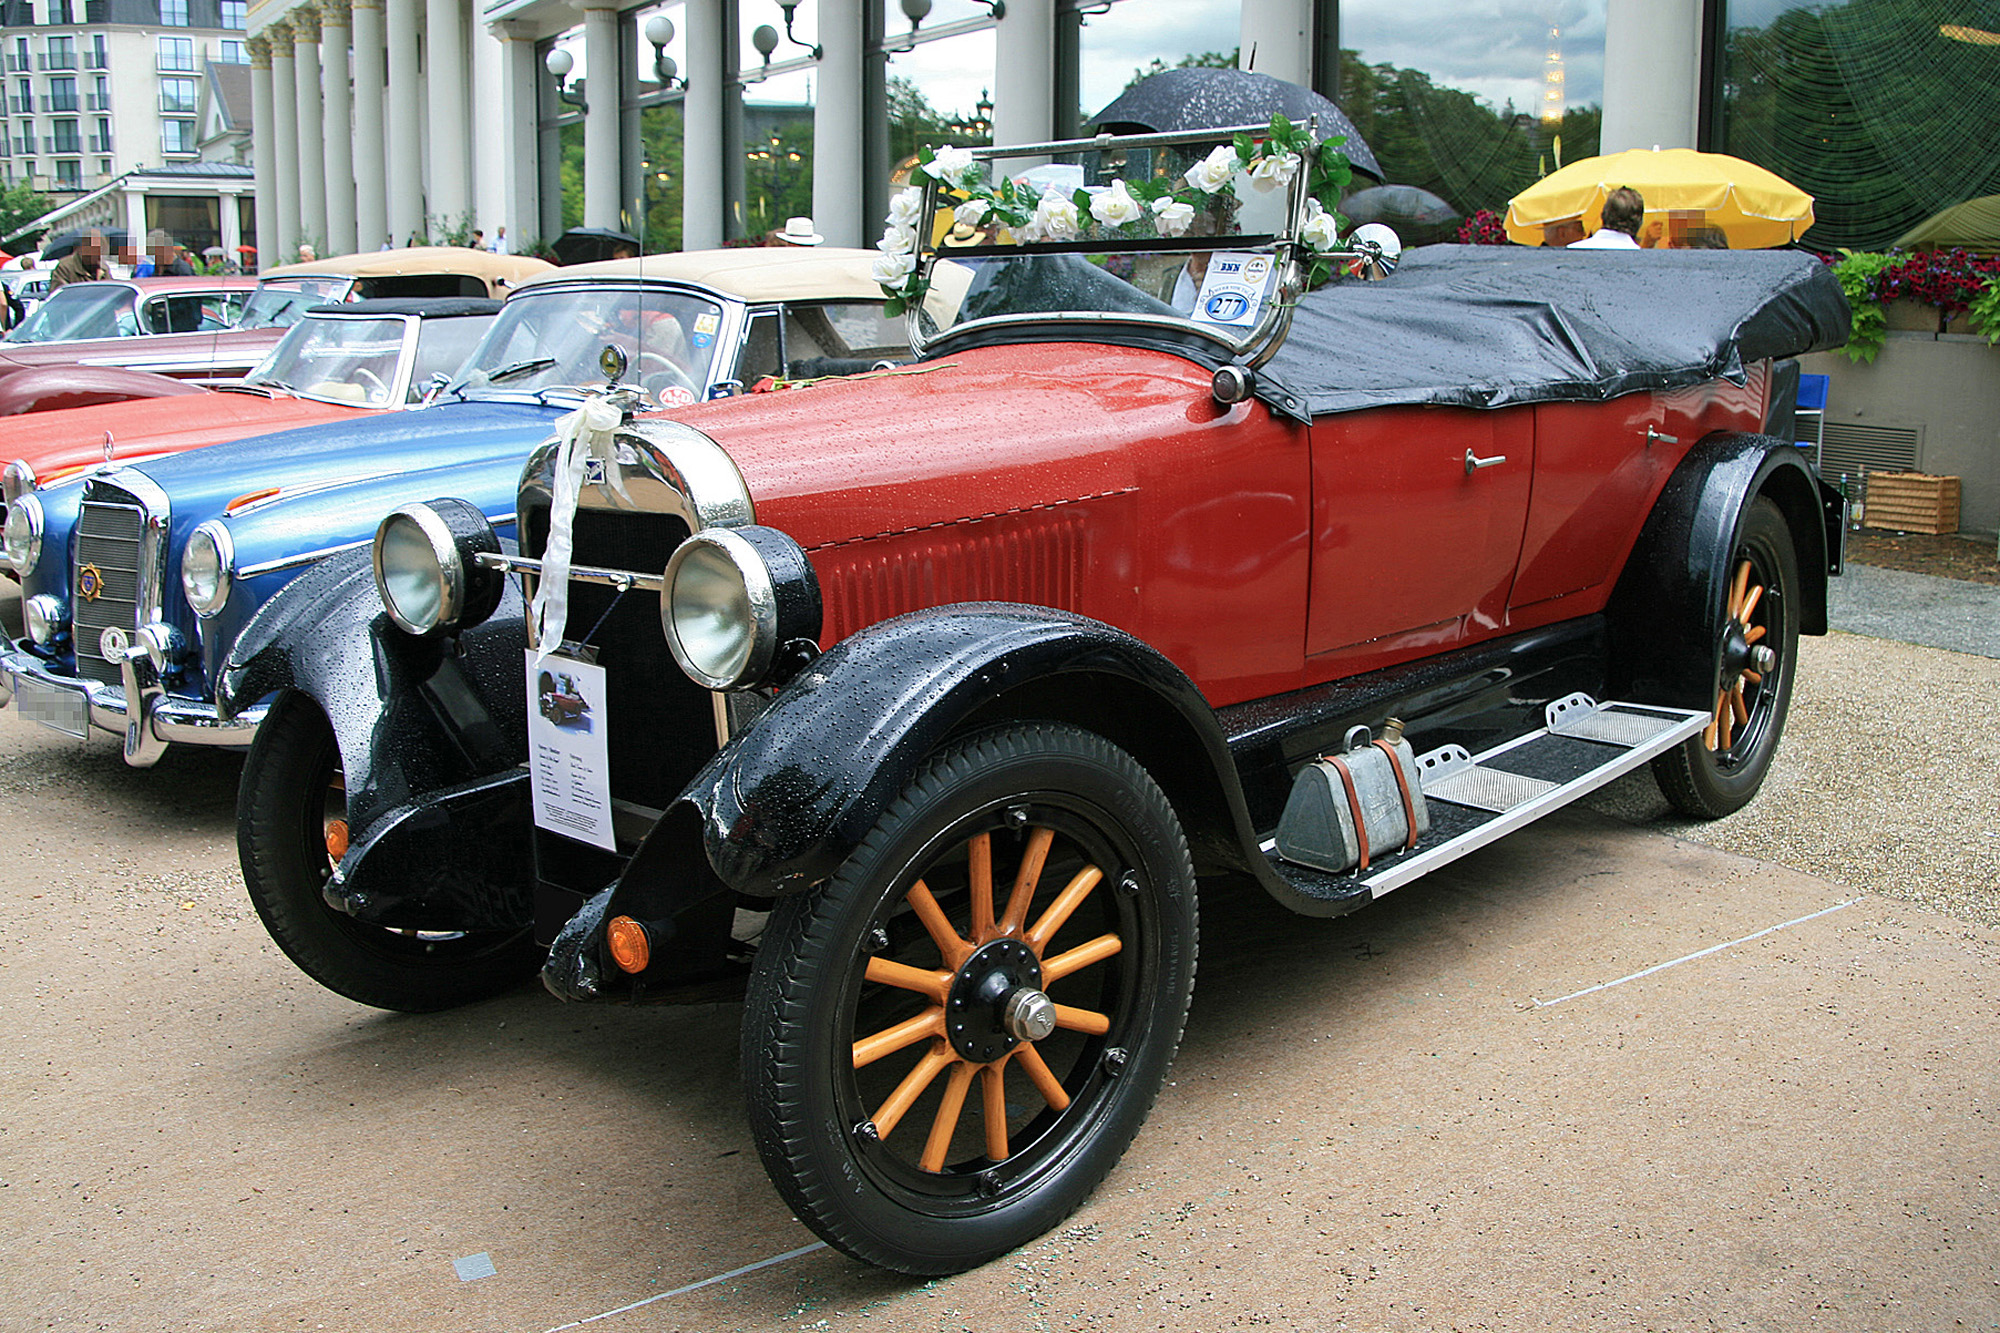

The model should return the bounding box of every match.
[219,124,1849,1274]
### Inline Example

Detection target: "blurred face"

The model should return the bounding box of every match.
[81,232,104,261]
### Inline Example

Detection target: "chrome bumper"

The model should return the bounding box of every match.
[0,638,267,766]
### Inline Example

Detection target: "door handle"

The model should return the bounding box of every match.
[1646,427,1680,448]
[1464,449,1507,474]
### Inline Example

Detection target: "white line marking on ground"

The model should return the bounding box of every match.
[544,1242,829,1331]
[1532,897,1865,1007]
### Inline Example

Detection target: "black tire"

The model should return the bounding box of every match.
[742,722,1198,1275]
[237,691,540,1012]
[1652,496,1800,818]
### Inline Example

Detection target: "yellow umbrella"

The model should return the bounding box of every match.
[1504,147,1814,249]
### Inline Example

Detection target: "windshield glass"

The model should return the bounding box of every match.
[4,283,135,342]
[249,314,409,406]
[893,124,1343,358]
[448,285,726,403]
[238,277,349,329]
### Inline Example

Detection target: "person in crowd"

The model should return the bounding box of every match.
[772,217,824,246]
[297,243,318,263]
[1570,187,1644,249]
[470,229,485,250]
[491,226,508,254]
[49,229,111,289]
[1543,217,1587,247]
[136,229,195,277]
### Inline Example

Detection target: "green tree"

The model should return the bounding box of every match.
[888,76,989,168]
[0,180,55,249]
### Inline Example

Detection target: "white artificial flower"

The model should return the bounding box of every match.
[1301,208,1341,252]
[887,186,925,229]
[1033,190,1081,242]
[876,223,916,256]
[870,249,918,285]
[955,198,992,227]
[924,145,976,186]
[1089,180,1143,228]
[1014,213,1047,244]
[1184,144,1241,194]
[1248,150,1301,193]
[1151,197,1196,238]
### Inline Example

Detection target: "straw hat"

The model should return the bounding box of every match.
[940,221,985,248]
[775,216,824,246]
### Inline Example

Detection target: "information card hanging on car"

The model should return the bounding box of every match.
[526,651,615,851]
[1193,252,1273,329]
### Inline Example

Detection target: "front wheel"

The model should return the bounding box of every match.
[237,691,540,1012]
[742,722,1198,1275]
[1652,496,1801,818]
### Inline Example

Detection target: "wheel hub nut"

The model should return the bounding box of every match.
[1002,988,1056,1042]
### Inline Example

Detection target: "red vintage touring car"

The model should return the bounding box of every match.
[220,123,1848,1274]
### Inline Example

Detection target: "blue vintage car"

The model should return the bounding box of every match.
[1,248,909,772]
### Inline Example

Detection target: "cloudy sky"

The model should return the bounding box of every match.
[619,0,1611,122]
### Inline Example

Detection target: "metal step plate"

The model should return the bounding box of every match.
[1422,764,1557,814]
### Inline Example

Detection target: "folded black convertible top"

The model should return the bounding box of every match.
[1261,245,1849,418]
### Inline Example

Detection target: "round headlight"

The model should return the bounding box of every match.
[23,593,66,647]
[3,492,43,576]
[182,520,234,618]
[371,499,503,637]
[1,458,34,505]
[662,526,821,691]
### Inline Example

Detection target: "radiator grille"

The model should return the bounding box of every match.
[72,496,147,687]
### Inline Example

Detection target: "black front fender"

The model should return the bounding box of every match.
[684,603,1248,900]
[220,543,534,927]
[1608,431,1837,709]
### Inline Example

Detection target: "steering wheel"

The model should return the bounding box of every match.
[349,366,390,402]
[639,351,697,398]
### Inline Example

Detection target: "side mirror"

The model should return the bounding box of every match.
[708,379,744,399]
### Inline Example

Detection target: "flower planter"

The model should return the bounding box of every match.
[1862,471,1962,535]
[1881,300,1973,337]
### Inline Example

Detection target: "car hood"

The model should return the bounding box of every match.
[122,398,569,514]
[7,392,364,488]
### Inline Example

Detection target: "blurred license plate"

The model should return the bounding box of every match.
[14,676,89,738]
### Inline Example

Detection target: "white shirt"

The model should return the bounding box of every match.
[1569,228,1640,249]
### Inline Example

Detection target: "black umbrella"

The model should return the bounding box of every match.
[38,228,131,263]
[1088,67,1382,183]
[1340,183,1461,244]
[552,227,642,266]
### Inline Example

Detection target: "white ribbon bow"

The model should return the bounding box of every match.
[529,395,627,664]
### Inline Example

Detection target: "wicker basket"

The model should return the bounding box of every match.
[1862,472,1961,535]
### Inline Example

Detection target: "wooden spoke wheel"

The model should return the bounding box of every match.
[743,723,1197,1275]
[237,691,540,1012]
[1654,497,1800,818]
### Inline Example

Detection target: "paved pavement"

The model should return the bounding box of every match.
[1828,560,2000,658]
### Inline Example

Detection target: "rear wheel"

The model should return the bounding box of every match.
[1652,496,1800,818]
[742,723,1198,1274]
[237,691,539,1011]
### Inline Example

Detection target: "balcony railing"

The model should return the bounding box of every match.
[7,96,28,115]
[86,92,109,110]
[4,55,23,74]
[85,51,108,70]
[87,132,109,152]
[42,95,79,113]
[156,53,197,73]
[48,135,81,154]
[39,52,79,71]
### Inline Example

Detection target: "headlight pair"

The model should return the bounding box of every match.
[663,526,821,692]
[373,499,506,636]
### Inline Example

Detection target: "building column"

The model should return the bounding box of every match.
[424,0,470,229]
[351,0,386,249]
[219,186,243,263]
[992,0,1054,153]
[248,34,277,268]
[683,0,726,250]
[320,0,356,255]
[580,5,621,229]
[813,0,864,248]
[1239,0,1312,87]
[1600,0,1701,153]
[292,7,328,252]
[268,20,301,256]
[384,0,422,244]
[491,21,539,251]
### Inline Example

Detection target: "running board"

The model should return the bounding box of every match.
[1258,694,1706,910]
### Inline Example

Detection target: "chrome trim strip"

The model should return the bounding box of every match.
[236,513,514,579]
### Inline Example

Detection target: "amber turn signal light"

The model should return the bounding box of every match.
[606,915,651,974]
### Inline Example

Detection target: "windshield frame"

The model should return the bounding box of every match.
[238,276,353,330]
[905,123,1319,366]
[244,309,424,407]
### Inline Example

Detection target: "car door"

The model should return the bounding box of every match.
[1305,404,1534,670]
